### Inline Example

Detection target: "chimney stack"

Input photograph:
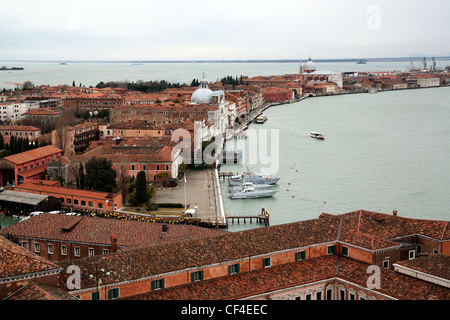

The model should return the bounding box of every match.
[110,235,118,253]
[393,210,398,217]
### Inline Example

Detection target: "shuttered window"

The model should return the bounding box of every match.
[151,279,165,291]
[295,251,306,261]
[191,270,204,282]
[262,257,271,268]
[108,288,119,300]
[342,246,349,256]
[228,263,240,275]
[327,245,336,255]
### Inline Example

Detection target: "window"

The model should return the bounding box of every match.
[91,292,100,300]
[156,165,160,171]
[131,165,135,170]
[34,242,40,253]
[151,279,165,291]
[88,248,95,257]
[295,251,306,261]
[88,201,93,207]
[327,245,336,255]
[108,288,119,300]
[383,260,389,269]
[305,293,312,300]
[98,203,103,209]
[75,247,80,257]
[67,198,71,204]
[433,249,439,254]
[349,293,356,300]
[48,244,54,254]
[191,271,204,282]
[339,289,346,300]
[417,245,422,254]
[61,245,67,256]
[316,291,323,300]
[262,257,271,268]
[81,200,86,206]
[342,246,349,257]
[326,288,333,300]
[74,199,79,205]
[409,250,415,260]
[228,263,240,275]
[165,165,169,171]
[102,249,109,255]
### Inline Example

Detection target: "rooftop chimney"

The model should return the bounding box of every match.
[110,235,118,253]
[393,210,398,217]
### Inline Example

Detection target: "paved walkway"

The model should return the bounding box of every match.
[153,169,224,223]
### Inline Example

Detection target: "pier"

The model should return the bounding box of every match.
[226,208,270,226]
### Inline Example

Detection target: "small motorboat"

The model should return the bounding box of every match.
[229,182,274,193]
[228,167,280,186]
[310,132,325,140]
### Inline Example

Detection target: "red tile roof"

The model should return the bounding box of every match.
[4,145,62,165]
[0,213,225,249]
[14,181,117,200]
[0,235,61,279]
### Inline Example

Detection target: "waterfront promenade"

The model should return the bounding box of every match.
[152,169,226,226]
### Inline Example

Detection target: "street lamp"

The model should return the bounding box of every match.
[89,267,112,300]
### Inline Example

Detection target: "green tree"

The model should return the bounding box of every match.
[135,171,149,205]
[84,157,116,192]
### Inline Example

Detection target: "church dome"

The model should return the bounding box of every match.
[304,57,316,73]
[191,76,213,104]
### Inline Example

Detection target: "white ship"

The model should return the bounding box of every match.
[230,187,277,199]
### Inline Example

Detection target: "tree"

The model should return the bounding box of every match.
[135,171,149,205]
[84,157,116,192]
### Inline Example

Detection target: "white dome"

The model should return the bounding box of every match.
[304,57,316,72]
[191,77,213,104]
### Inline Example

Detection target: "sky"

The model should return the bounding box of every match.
[1,0,449,61]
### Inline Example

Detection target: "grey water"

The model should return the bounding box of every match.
[221,86,450,231]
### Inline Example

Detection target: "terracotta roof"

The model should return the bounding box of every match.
[126,255,450,300]
[0,213,225,249]
[14,181,117,200]
[56,218,340,289]
[394,254,450,281]
[3,145,62,165]
[4,282,78,300]
[0,235,61,280]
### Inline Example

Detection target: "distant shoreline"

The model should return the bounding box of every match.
[0,56,449,64]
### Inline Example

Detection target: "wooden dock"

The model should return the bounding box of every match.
[226,208,270,226]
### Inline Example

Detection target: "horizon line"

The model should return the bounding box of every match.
[1,56,450,64]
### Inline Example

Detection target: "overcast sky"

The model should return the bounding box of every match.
[1,0,449,61]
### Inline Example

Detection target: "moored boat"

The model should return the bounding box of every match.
[230,187,277,199]
[229,182,274,193]
[228,167,280,186]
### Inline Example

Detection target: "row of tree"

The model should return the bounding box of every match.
[0,134,44,158]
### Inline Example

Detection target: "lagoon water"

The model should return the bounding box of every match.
[0,60,449,230]
[221,86,450,231]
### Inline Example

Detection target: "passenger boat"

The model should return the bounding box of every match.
[255,114,267,124]
[310,132,325,140]
[228,167,280,186]
[229,182,274,193]
[230,187,277,199]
